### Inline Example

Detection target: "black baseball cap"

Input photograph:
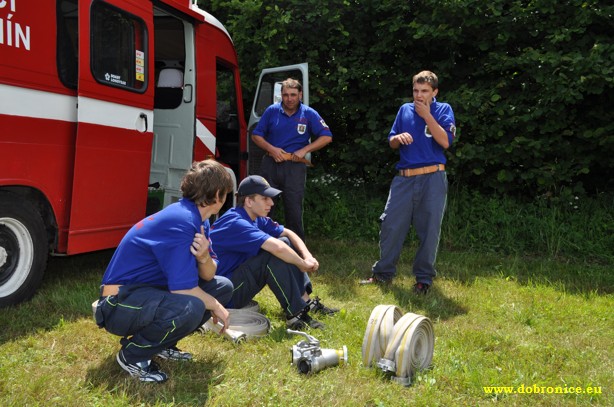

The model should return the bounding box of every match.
[237,175,282,198]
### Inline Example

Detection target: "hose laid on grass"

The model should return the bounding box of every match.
[362,305,434,386]
[200,302,270,342]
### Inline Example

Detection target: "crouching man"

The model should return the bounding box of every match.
[211,175,338,330]
[95,160,234,382]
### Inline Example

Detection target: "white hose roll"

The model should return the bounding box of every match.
[362,305,403,367]
[234,299,260,313]
[227,309,270,338]
[201,309,270,341]
[379,312,434,386]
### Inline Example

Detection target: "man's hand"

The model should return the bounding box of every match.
[415,99,431,120]
[301,257,319,273]
[210,302,230,334]
[269,146,288,163]
[191,225,210,264]
[390,132,413,149]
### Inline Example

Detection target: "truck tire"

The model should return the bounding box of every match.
[0,195,48,307]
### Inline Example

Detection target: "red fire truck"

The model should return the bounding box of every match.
[0,0,309,306]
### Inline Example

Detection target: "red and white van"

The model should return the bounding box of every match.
[0,0,308,306]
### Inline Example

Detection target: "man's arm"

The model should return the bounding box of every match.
[292,136,332,159]
[251,134,287,162]
[415,100,450,149]
[191,225,216,281]
[171,287,230,332]
[261,231,318,273]
[389,133,413,149]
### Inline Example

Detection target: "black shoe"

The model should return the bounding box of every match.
[413,282,430,295]
[155,346,192,361]
[116,350,168,383]
[307,297,339,316]
[286,310,325,330]
[359,274,392,285]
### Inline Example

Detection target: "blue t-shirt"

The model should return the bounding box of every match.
[101,199,217,291]
[210,207,284,278]
[252,102,333,153]
[389,98,456,169]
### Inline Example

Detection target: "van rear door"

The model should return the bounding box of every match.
[68,0,154,254]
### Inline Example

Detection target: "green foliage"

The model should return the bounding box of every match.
[205,0,614,198]
[303,177,614,264]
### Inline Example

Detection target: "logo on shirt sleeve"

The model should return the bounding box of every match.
[320,119,329,129]
[297,124,307,134]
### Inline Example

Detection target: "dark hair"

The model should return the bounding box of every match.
[180,159,233,206]
[413,71,439,90]
[236,194,254,207]
[281,78,302,92]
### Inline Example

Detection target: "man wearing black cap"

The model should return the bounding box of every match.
[210,175,337,329]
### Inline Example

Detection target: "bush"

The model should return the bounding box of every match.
[304,175,614,264]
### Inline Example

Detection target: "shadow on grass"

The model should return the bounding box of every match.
[85,353,226,405]
[0,249,114,344]
[437,250,614,296]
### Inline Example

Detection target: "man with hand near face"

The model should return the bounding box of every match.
[361,71,456,294]
[95,160,234,383]
[211,175,338,330]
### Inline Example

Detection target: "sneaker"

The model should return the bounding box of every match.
[286,310,325,330]
[307,297,339,316]
[155,346,193,361]
[413,282,430,295]
[359,274,392,285]
[116,350,168,383]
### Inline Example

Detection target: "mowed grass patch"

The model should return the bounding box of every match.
[0,240,611,406]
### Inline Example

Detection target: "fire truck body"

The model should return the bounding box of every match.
[0,0,271,306]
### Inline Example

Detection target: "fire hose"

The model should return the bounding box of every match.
[362,305,434,386]
[200,302,270,343]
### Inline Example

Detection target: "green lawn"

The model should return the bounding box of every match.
[0,240,611,406]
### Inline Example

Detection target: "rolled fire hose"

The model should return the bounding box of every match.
[200,301,270,343]
[362,305,434,386]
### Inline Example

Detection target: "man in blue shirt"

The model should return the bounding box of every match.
[361,71,456,294]
[211,175,338,330]
[95,160,235,383]
[251,78,332,241]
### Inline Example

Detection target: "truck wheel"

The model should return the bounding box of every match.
[0,196,48,307]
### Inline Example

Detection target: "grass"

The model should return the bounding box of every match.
[0,239,611,406]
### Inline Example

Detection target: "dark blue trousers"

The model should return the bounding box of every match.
[228,238,312,317]
[95,276,233,364]
[260,155,307,241]
[372,171,448,284]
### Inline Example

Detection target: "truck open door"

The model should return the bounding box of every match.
[247,63,309,175]
[68,0,155,254]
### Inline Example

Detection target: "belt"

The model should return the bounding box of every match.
[268,152,313,167]
[101,284,121,297]
[399,164,445,177]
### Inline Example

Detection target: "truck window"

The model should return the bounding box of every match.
[90,1,147,92]
[57,0,79,89]
[216,62,240,176]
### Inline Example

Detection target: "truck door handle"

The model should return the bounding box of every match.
[139,113,148,132]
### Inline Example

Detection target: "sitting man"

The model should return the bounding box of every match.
[95,160,234,383]
[211,175,337,330]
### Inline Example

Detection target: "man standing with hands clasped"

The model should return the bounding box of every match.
[361,71,456,294]
[251,78,333,241]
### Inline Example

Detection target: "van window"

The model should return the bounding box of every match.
[90,1,147,91]
[57,0,79,89]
